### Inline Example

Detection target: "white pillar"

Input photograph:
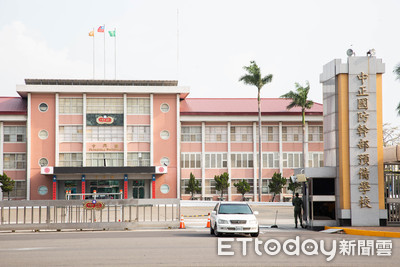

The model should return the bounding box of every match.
[279,122,283,202]
[82,94,87,167]
[176,94,181,199]
[305,121,309,168]
[0,122,2,200]
[252,121,257,201]
[55,93,59,166]
[26,93,31,200]
[123,94,127,167]
[150,94,154,166]
[201,122,205,198]
[227,122,231,201]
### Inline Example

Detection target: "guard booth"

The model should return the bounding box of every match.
[294,167,337,229]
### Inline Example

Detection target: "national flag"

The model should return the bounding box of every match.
[98,25,105,32]
[108,30,116,37]
[89,30,94,37]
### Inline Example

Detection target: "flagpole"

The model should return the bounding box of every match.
[103,24,106,80]
[93,27,95,79]
[114,28,116,80]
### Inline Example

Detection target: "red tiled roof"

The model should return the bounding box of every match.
[180,98,323,116]
[0,97,27,115]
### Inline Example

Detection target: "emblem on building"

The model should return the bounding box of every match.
[96,115,114,125]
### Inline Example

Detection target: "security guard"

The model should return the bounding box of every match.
[292,193,303,228]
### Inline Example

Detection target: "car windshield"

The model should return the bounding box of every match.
[218,204,253,214]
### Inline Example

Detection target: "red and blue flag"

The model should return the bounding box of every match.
[97,26,105,32]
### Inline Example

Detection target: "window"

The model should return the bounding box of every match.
[3,126,26,142]
[160,103,170,113]
[3,153,26,170]
[261,126,279,142]
[262,152,280,168]
[86,126,123,141]
[262,179,271,194]
[282,152,303,168]
[87,98,123,113]
[308,126,323,142]
[205,126,227,142]
[39,158,48,167]
[231,153,254,168]
[231,126,252,142]
[181,153,201,168]
[127,98,150,114]
[181,179,202,194]
[127,126,150,142]
[127,152,150,166]
[160,184,170,194]
[205,153,227,168]
[86,153,123,167]
[204,179,217,194]
[59,98,83,114]
[231,179,254,194]
[308,152,324,167]
[59,126,83,142]
[282,126,303,142]
[59,153,83,167]
[39,103,48,112]
[38,130,49,140]
[6,181,26,200]
[160,130,170,140]
[181,126,201,142]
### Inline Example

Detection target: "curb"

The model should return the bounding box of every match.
[325,226,400,238]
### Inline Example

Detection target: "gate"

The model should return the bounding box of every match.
[0,199,180,231]
[385,165,400,224]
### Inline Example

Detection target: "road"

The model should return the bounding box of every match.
[0,228,398,266]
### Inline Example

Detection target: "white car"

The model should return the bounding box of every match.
[210,202,259,237]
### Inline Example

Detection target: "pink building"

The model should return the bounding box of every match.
[0,79,323,201]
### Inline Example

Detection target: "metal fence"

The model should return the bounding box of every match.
[0,199,180,231]
[385,165,400,225]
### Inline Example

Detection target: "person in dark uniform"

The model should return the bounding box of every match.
[292,193,303,228]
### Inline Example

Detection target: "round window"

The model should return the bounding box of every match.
[38,186,48,196]
[39,130,49,140]
[39,103,48,112]
[160,157,170,166]
[160,184,170,194]
[160,103,170,113]
[160,130,170,140]
[39,158,48,167]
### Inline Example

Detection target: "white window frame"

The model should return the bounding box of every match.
[87,97,124,114]
[127,152,151,166]
[181,153,201,169]
[59,153,83,167]
[127,125,150,142]
[205,126,227,143]
[282,126,303,142]
[59,98,83,114]
[59,125,83,142]
[205,153,228,169]
[230,153,254,168]
[3,153,26,170]
[127,97,150,115]
[231,126,253,142]
[181,126,201,142]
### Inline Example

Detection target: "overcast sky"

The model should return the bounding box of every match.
[0,0,399,125]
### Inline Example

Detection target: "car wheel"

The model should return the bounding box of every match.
[250,228,259,237]
[214,223,221,237]
[210,224,215,235]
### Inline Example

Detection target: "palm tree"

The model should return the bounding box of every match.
[394,63,400,115]
[239,61,273,202]
[280,81,314,169]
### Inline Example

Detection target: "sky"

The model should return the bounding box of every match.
[0,0,399,125]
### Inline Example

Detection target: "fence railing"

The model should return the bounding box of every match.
[0,199,180,231]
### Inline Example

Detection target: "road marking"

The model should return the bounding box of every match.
[0,247,54,251]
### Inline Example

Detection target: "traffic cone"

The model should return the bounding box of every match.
[206,213,211,228]
[179,215,186,229]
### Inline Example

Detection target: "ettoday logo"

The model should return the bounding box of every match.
[217,237,392,262]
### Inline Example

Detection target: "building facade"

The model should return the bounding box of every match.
[0,79,323,201]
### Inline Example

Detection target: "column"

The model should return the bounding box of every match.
[227,122,231,201]
[279,122,283,174]
[305,121,309,167]
[124,174,128,199]
[52,175,57,200]
[123,94,127,166]
[81,175,86,200]
[252,122,257,201]
[26,93,31,200]
[150,94,154,166]
[152,174,156,199]
[176,94,181,198]
[55,93,59,166]
[201,122,206,198]
[82,94,87,167]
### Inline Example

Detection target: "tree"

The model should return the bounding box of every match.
[187,172,201,200]
[214,172,230,200]
[234,179,251,201]
[394,63,400,116]
[280,81,314,169]
[268,172,286,202]
[0,172,15,201]
[239,61,273,202]
[288,178,301,197]
[383,123,400,147]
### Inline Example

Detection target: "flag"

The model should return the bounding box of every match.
[108,30,116,37]
[89,30,94,37]
[98,25,105,32]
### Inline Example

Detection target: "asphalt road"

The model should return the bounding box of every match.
[0,228,398,266]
